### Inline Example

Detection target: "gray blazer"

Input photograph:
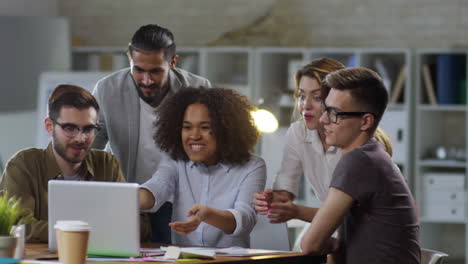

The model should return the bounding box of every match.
[92,67,211,182]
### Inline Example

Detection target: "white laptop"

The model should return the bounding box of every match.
[48,180,141,257]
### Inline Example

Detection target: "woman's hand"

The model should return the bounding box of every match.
[169,204,210,234]
[267,193,299,223]
[253,189,274,214]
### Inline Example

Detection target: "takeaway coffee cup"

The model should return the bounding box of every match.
[54,220,91,264]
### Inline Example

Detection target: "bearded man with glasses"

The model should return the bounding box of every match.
[0,84,150,243]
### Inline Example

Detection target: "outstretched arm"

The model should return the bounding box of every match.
[169,204,236,234]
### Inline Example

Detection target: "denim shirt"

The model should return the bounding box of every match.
[141,154,266,247]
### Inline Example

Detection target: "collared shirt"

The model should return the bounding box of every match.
[0,143,125,243]
[141,154,266,248]
[273,121,341,202]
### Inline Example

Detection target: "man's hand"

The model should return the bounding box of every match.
[168,204,210,235]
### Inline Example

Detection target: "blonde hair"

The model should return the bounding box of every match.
[375,127,393,157]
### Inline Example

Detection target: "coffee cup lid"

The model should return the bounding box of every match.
[54,220,91,232]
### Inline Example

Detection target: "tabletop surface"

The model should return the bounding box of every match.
[25,243,326,264]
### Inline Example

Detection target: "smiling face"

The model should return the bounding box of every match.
[181,103,219,166]
[46,106,98,164]
[297,76,323,130]
[129,50,177,105]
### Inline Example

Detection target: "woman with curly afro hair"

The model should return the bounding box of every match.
[139,87,266,248]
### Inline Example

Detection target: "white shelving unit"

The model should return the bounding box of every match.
[70,45,415,252]
[254,47,413,207]
[71,46,255,99]
[415,49,468,264]
[72,46,128,71]
[199,47,254,98]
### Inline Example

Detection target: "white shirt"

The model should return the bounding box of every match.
[134,98,162,184]
[141,154,266,247]
[273,121,341,202]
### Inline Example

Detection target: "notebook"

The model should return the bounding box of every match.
[48,180,141,257]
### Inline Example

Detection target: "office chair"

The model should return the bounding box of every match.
[250,215,291,251]
[421,248,449,264]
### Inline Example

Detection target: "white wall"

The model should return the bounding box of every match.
[0,111,39,169]
[0,0,59,169]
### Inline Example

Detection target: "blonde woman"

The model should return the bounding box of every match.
[253,58,393,253]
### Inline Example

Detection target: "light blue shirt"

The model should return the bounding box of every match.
[141,154,266,247]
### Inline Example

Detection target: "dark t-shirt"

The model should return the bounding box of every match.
[330,139,420,264]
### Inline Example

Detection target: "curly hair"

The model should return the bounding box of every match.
[154,87,259,165]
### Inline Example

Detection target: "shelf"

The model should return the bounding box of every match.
[418,105,467,111]
[387,103,406,111]
[415,50,468,264]
[420,217,466,224]
[418,159,466,168]
[72,46,126,53]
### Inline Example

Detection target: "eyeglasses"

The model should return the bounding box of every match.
[320,101,373,124]
[51,119,100,138]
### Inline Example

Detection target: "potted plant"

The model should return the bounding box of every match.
[0,192,32,258]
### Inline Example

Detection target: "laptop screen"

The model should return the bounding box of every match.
[48,180,140,257]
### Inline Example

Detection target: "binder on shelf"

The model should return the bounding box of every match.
[346,55,358,67]
[422,64,437,105]
[389,65,406,104]
[436,54,466,104]
[458,79,467,105]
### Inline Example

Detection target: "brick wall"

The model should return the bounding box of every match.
[0,0,58,16]
[59,0,274,47]
[60,0,468,48]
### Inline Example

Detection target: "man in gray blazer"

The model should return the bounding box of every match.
[92,24,211,243]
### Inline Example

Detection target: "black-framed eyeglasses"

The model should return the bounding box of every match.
[320,101,373,124]
[51,118,100,138]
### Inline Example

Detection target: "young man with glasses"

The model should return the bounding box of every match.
[0,84,136,243]
[301,67,420,263]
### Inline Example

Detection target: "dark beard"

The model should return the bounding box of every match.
[52,131,89,164]
[136,83,171,107]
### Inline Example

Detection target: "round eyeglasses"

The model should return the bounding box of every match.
[51,119,100,138]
